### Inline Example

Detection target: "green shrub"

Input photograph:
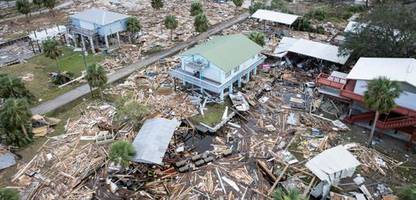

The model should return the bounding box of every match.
[249,2,265,14]
[293,17,312,32]
[109,141,136,167]
[305,7,328,21]
[0,188,19,200]
[398,185,416,200]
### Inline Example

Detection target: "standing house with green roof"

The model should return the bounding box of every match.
[170,34,266,100]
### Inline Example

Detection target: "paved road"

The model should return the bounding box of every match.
[0,0,73,23]
[31,12,250,114]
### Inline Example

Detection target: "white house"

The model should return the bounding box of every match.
[169,34,266,100]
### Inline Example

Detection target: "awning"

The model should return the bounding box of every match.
[131,118,180,165]
[251,9,300,26]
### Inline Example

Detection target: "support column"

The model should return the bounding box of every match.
[220,90,224,101]
[253,66,257,75]
[105,35,110,49]
[238,76,242,87]
[116,32,121,47]
[229,84,233,94]
[81,35,88,55]
[182,80,186,86]
[89,36,96,54]
[73,34,78,48]
[246,71,250,82]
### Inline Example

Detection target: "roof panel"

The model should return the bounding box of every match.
[181,34,263,72]
[346,57,416,87]
[251,9,300,25]
[287,38,350,64]
[131,118,180,165]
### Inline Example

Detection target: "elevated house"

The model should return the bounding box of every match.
[169,34,266,100]
[316,57,416,148]
[67,8,129,53]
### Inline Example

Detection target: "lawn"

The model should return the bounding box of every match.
[0,47,104,103]
[191,99,233,127]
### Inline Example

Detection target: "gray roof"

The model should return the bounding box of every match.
[71,8,129,26]
[0,152,16,170]
[131,118,180,165]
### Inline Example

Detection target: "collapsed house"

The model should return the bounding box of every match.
[66,8,129,53]
[273,37,350,70]
[316,57,416,148]
[169,34,266,100]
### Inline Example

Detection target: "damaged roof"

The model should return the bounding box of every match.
[131,118,180,165]
[251,9,300,25]
[181,34,263,73]
[347,57,416,87]
[306,145,360,183]
[71,8,129,26]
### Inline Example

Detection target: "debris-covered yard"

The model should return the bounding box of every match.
[5,53,415,199]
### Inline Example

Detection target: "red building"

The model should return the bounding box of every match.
[316,57,416,149]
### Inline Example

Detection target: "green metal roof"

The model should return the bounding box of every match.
[181,34,263,73]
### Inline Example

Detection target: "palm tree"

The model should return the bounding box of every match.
[274,188,306,200]
[194,13,209,33]
[109,141,136,167]
[190,1,203,16]
[0,98,33,147]
[0,74,34,102]
[86,64,108,99]
[42,38,62,73]
[126,17,141,43]
[43,0,56,16]
[232,0,243,14]
[33,0,43,9]
[364,77,401,147]
[164,15,178,41]
[248,32,265,46]
[0,188,19,200]
[151,0,164,33]
[16,0,31,23]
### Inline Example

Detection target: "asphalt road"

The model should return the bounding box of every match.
[31,12,250,114]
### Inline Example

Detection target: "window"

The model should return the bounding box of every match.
[234,65,240,73]
[225,71,231,78]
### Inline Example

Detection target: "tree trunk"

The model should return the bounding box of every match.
[170,29,173,41]
[368,111,379,148]
[21,124,30,140]
[365,0,368,8]
[55,59,61,73]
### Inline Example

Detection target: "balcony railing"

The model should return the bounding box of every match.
[67,24,97,36]
[315,73,345,89]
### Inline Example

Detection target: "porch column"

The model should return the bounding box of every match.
[253,66,257,75]
[73,34,78,48]
[116,32,121,47]
[238,76,242,87]
[220,90,224,101]
[105,35,110,49]
[81,35,88,55]
[182,79,186,86]
[229,84,233,94]
[246,71,250,82]
[89,36,96,54]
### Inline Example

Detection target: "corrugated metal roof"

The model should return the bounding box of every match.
[251,9,299,25]
[181,34,263,73]
[287,38,350,64]
[273,37,298,58]
[131,118,180,165]
[347,57,416,87]
[71,8,129,26]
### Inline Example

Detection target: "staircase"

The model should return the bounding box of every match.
[344,112,375,124]
[377,117,416,129]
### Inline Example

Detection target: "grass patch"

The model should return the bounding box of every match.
[191,98,232,127]
[0,47,105,103]
[305,5,366,22]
